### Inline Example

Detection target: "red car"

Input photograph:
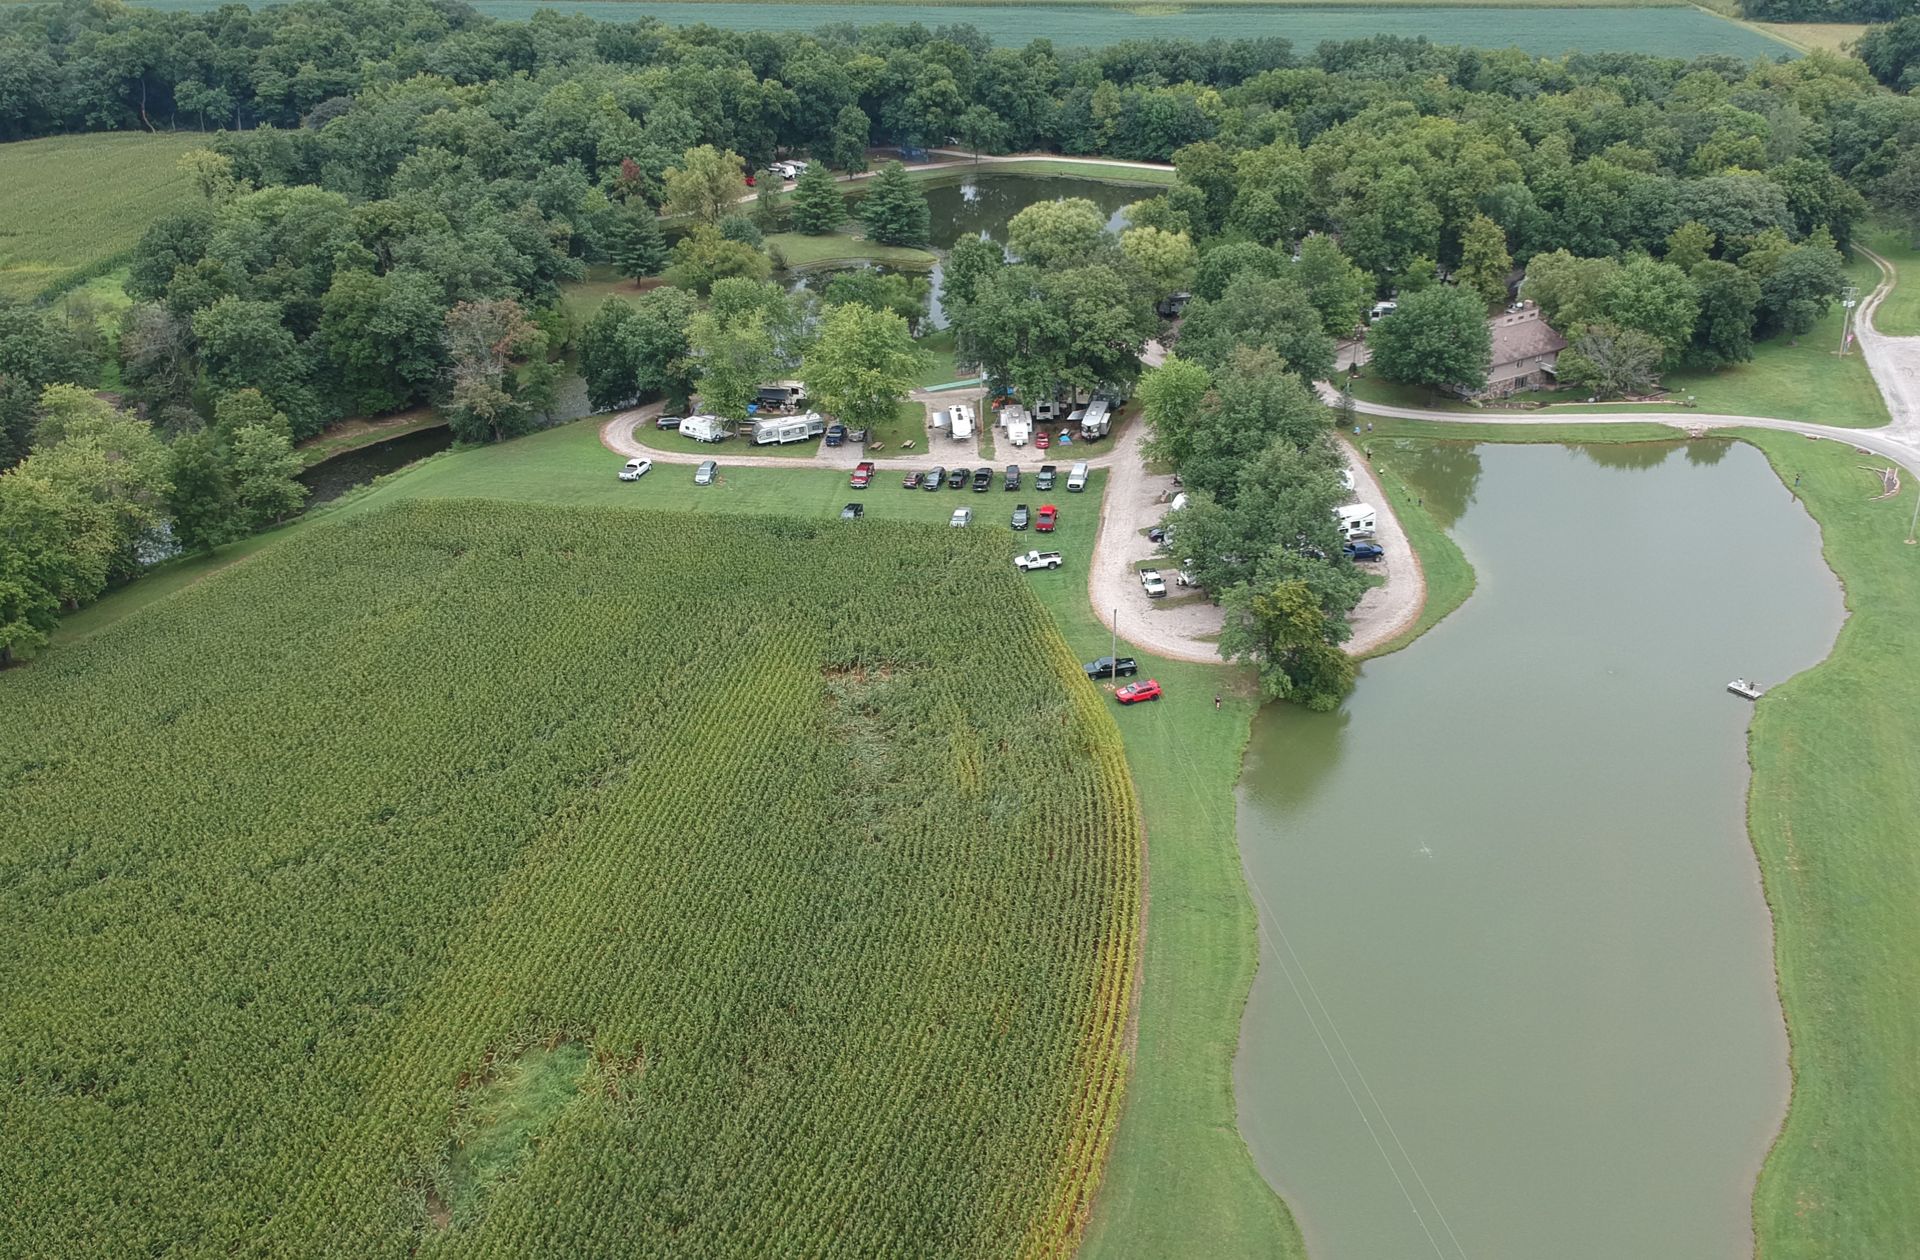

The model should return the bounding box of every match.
[1035,430,1051,450]
[902,471,921,489]
[851,460,875,489]
[1035,504,1058,532]
[1115,679,1162,704]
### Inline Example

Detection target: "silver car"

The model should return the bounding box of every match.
[694,460,718,486]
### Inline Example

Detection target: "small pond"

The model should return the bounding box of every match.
[298,425,453,508]
[1233,440,1843,1260]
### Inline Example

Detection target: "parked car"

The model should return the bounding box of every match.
[950,508,972,527]
[655,415,684,431]
[1011,503,1030,530]
[902,471,922,489]
[1140,569,1167,598]
[925,466,946,491]
[1176,561,1198,587]
[1067,462,1090,492]
[618,457,652,481]
[1036,504,1058,532]
[1014,549,1063,571]
[1004,464,1020,491]
[1344,541,1385,561]
[1084,656,1138,680]
[841,502,864,520]
[949,466,970,489]
[1035,430,1051,450]
[694,459,718,486]
[1147,525,1170,545]
[850,460,875,489]
[1036,464,1057,491]
[1115,679,1164,705]
[972,467,992,492]
[825,423,846,447]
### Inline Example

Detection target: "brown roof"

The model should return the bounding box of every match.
[1487,304,1567,382]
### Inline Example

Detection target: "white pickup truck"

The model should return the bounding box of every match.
[1014,550,1064,571]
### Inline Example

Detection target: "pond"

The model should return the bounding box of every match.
[1233,440,1843,1260]
[298,425,453,508]
[806,173,1147,329]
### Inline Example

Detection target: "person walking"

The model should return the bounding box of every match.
[1214,693,1221,710]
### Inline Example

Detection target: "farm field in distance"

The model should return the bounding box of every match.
[118,0,1801,58]
[0,132,205,301]
[0,500,1142,1257]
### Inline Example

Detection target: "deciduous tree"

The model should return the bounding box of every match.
[662,144,748,224]
[1366,284,1491,397]
[799,303,925,435]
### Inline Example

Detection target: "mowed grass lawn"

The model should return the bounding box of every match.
[1737,428,1920,1258]
[1864,224,1920,337]
[0,132,207,301]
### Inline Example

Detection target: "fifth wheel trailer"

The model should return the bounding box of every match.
[752,412,825,445]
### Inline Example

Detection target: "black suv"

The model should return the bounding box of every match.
[949,466,970,489]
[924,465,946,490]
[1004,464,1021,491]
[1083,656,1139,680]
[972,467,992,492]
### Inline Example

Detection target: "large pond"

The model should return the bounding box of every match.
[1233,440,1843,1260]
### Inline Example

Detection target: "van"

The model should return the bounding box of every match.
[1067,462,1090,493]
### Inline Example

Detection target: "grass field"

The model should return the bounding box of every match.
[1750,20,1866,53]
[1356,449,1476,657]
[1736,427,1920,1259]
[0,132,206,301]
[767,229,936,269]
[113,0,1797,57]
[1865,224,1920,337]
[1,497,1143,1256]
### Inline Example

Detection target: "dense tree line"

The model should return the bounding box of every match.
[8,0,1920,666]
[1743,0,1914,23]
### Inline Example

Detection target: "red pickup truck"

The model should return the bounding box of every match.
[850,460,875,489]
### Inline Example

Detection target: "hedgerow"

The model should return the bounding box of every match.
[0,499,1140,1257]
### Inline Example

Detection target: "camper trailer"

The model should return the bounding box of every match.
[950,405,975,441]
[678,415,730,443]
[1335,503,1377,540]
[752,412,825,445]
[1005,408,1031,447]
[754,381,807,413]
[1079,398,1111,440]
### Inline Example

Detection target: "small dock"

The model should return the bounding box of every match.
[1727,678,1765,701]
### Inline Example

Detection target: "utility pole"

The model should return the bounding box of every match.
[1839,286,1860,355]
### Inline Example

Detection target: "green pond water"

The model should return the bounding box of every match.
[1234,440,1843,1260]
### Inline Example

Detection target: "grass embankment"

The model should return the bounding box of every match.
[1351,260,1888,428]
[0,132,206,301]
[52,414,1303,1255]
[1734,428,1920,1259]
[766,229,936,269]
[295,409,444,467]
[1357,451,1476,657]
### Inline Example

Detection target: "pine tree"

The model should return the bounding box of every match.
[789,164,846,236]
[858,162,930,248]
[611,202,669,279]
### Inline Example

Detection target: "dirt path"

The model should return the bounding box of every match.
[1339,438,1426,655]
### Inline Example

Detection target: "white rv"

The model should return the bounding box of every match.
[679,415,730,443]
[951,404,975,441]
[1335,503,1377,540]
[1079,398,1111,439]
[1005,407,1031,447]
[752,412,825,445]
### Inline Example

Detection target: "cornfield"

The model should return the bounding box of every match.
[0,499,1141,1257]
[0,132,206,301]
